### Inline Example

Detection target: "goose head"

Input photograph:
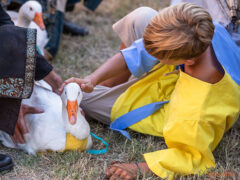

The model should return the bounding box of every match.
[61,83,90,140]
[61,83,83,125]
[18,1,45,30]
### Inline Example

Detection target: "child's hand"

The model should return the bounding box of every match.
[59,76,95,94]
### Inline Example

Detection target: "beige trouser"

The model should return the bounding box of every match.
[80,78,138,125]
[80,6,152,125]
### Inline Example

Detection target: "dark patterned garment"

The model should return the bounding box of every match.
[0,5,53,135]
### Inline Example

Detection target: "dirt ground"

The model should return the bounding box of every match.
[0,0,240,179]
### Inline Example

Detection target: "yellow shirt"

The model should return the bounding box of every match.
[111,67,240,179]
[111,64,177,137]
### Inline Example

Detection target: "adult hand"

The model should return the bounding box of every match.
[11,104,44,144]
[43,70,63,94]
[59,76,96,94]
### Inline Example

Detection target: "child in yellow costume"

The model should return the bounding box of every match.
[61,3,240,180]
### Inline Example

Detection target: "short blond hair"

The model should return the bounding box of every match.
[143,3,214,60]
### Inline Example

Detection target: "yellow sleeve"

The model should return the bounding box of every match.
[143,118,217,179]
[143,71,240,179]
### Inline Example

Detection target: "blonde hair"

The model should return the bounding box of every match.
[143,3,215,60]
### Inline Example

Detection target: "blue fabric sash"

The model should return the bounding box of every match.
[110,101,169,140]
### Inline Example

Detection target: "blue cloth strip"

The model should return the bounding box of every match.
[36,45,43,55]
[110,101,169,140]
[88,132,109,155]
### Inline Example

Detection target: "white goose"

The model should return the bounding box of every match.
[7,1,48,55]
[0,81,92,154]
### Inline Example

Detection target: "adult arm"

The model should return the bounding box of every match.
[12,53,62,143]
[86,52,129,87]
[89,38,158,84]
[35,52,63,93]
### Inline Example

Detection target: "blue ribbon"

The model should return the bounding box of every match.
[110,101,169,140]
[88,132,109,155]
[36,45,43,55]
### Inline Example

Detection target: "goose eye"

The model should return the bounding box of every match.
[78,92,80,96]
[65,91,67,95]
[29,7,33,11]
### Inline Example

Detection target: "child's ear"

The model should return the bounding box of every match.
[184,59,196,66]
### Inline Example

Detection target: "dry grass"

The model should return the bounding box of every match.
[1,0,240,179]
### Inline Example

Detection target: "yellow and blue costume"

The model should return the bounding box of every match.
[110,22,240,179]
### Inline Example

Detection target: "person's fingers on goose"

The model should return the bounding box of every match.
[66,77,85,85]
[17,111,28,134]
[58,82,66,94]
[64,77,76,84]
[80,83,93,93]
[59,77,81,94]
[10,135,16,145]
[16,125,25,143]
[12,126,24,144]
[17,116,28,136]
[23,105,44,114]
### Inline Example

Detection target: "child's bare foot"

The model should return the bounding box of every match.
[105,162,150,180]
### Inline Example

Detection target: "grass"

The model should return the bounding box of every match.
[1,0,240,179]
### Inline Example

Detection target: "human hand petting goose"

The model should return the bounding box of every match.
[59,75,96,94]
[11,104,44,144]
[44,70,63,94]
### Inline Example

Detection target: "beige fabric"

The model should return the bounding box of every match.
[112,7,158,47]
[113,7,158,80]
[56,0,67,12]
[171,0,231,26]
[80,7,158,123]
[80,78,138,124]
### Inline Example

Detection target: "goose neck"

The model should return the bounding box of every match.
[18,13,31,27]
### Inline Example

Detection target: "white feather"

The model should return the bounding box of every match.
[0,81,92,154]
[29,21,49,55]
[7,1,49,55]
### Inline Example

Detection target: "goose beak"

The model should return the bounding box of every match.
[33,12,45,30]
[66,100,78,125]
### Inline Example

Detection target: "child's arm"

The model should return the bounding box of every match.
[61,39,158,93]
[61,52,129,93]
[85,52,129,88]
